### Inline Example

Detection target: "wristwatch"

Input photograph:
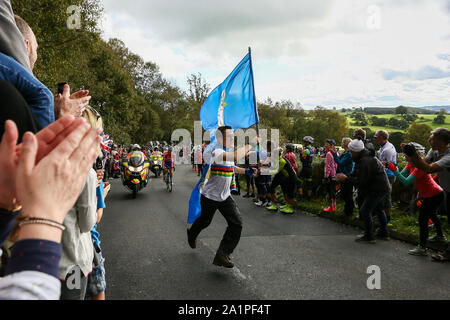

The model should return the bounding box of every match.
[0,198,22,213]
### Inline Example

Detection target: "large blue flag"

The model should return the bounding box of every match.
[200,51,259,131]
[188,49,259,224]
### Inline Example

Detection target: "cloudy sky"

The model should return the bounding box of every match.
[100,0,450,109]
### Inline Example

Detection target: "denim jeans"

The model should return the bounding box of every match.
[359,193,388,239]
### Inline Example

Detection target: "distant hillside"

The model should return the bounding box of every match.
[422,106,450,113]
[362,107,437,115]
[360,106,450,115]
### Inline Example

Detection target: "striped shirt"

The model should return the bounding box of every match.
[201,149,235,201]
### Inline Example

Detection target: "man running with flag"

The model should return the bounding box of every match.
[187,126,258,268]
[187,48,262,268]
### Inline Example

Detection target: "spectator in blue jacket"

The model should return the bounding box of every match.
[0,14,91,128]
[332,138,355,216]
[0,51,53,127]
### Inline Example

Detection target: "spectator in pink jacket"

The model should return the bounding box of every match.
[324,139,338,212]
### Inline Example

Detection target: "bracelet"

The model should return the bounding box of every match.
[18,217,65,231]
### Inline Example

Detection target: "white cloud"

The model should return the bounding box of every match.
[100,0,450,108]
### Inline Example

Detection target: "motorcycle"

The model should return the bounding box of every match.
[121,151,150,198]
[149,155,163,177]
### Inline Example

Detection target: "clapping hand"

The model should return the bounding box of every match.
[54,84,91,118]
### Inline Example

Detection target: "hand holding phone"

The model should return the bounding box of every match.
[57,82,68,95]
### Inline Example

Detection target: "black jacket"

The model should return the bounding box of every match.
[348,149,391,198]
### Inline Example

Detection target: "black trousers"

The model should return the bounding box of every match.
[325,179,336,200]
[341,180,355,216]
[190,195,243,256]
[419,192,444,247]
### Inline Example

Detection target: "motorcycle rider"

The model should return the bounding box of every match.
[149,146,163,177]
[128,144,148,160]
[129,144,149,180]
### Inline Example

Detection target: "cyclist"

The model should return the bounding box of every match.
[266,147,298,214]
[298,136,315,200]
[284,143,298,173]
[163,146,175,183]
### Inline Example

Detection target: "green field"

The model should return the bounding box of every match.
[347,113,450,133]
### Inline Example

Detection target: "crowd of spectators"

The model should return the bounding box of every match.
[0,1,108,299]
[231,127,450,260]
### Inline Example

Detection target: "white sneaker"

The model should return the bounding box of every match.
[254,200,264,206]
[263,201,272,207]
[408,245,427,256]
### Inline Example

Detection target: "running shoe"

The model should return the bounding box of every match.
[280,205,294,215]
[266,204,278,211]
[254,200,264,206]
[263,201,272,208]
[212,253,234,268]
[428,235,448,243]
[355,235,376,244]
[408,245,427,256]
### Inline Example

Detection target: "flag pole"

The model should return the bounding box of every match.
[248,47,261,163]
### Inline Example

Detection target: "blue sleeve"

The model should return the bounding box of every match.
[96,181,106,209]
[5,239,61,279]
[0,52,54,127]
[333,153,351,166]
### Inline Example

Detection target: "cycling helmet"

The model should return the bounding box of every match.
[132,144,141,151]
[303,136,314,144]
[285,143,295,152]
[406,142,425,156]
[168,147,173,152]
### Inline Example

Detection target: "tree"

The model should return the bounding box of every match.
[405,122,432,149]
[370,116,388,127]
[395,105,408,115]
[387,117,409,130]
[186,73,210,105]
[389,131,405,152]
[353,112,368,126]
[433,109,446,124]
[306,108,349,145]
[402,113,418,123]
[434,114,446,124]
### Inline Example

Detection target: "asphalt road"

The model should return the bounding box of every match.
[99,165,450,300]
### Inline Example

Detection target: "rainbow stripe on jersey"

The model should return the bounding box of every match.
[210,165,234,177]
